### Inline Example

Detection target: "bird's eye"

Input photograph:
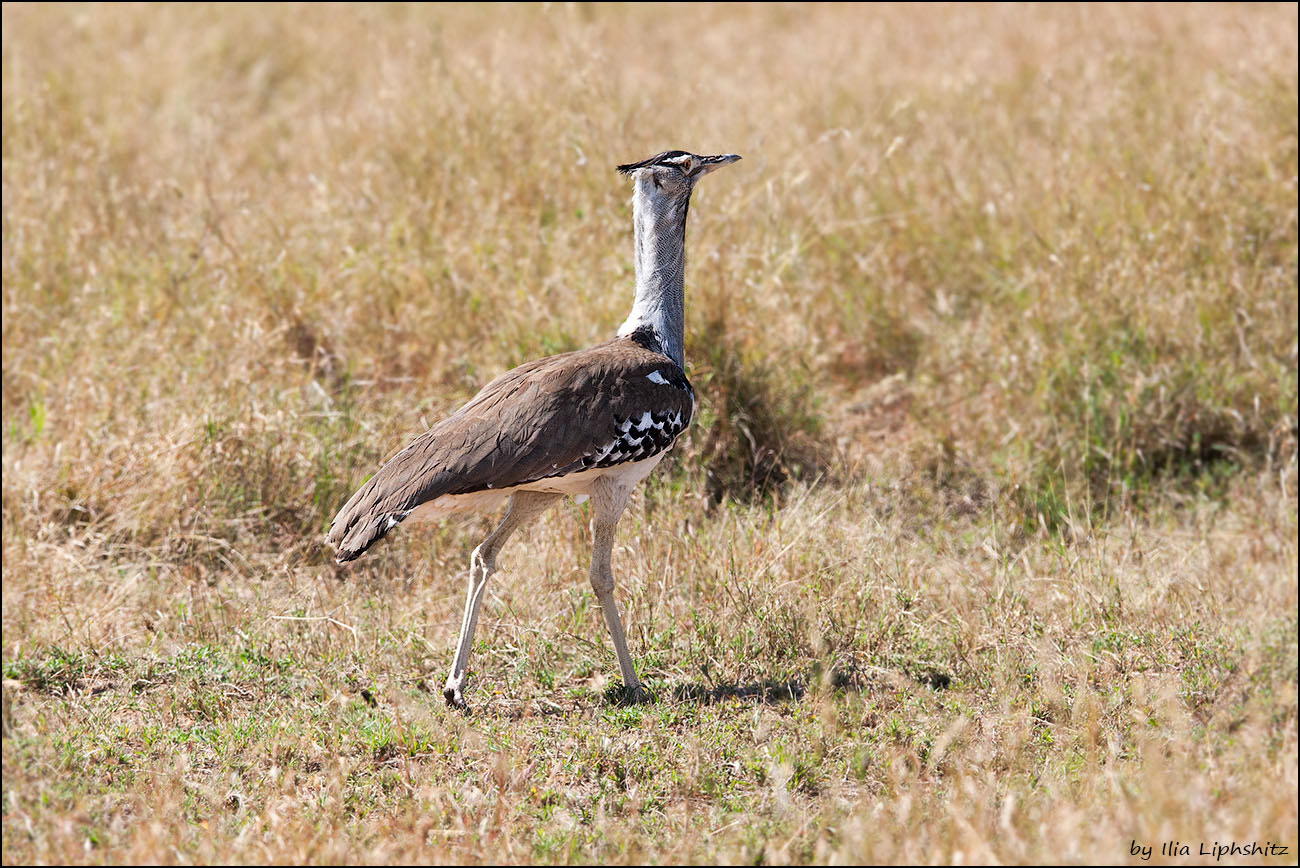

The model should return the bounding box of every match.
[678,156,694,174]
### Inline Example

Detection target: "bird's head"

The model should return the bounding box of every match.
[616,150,741,201]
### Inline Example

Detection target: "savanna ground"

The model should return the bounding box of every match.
[2,3,1297,864]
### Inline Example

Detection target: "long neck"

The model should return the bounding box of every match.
[618,178,691,368]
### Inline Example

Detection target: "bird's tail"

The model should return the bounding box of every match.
[325,474,418,563]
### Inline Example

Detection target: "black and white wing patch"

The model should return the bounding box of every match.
[587,407,690,468]
[528,360,695,481]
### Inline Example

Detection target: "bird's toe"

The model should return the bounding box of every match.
[443,686,469,711]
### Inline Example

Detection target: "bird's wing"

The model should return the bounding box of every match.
[326,336,694,561]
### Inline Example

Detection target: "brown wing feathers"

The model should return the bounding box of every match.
[326,336,693,562]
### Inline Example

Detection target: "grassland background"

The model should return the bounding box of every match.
[2,2,1296,864]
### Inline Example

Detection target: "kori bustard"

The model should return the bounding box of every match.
[326,150,741,708]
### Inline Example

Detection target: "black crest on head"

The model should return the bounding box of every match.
[616,150,692,175]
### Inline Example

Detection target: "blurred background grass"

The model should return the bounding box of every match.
[2,3,1296,863]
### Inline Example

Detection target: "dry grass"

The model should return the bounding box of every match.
[2,3,1297,864]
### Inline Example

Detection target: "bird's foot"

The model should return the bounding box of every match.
[443,684,470,711]
[606,683,650,706]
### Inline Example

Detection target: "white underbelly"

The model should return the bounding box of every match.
[403,453,667,524]
[518,452,667,496]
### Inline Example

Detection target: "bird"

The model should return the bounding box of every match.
[325,149,741,709]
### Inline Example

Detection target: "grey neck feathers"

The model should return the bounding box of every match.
[618,176,692,369]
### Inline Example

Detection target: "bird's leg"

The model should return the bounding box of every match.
[588,478,645,702]
[443,491,560,709]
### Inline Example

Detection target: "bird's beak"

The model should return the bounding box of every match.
[693,154,742,177]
